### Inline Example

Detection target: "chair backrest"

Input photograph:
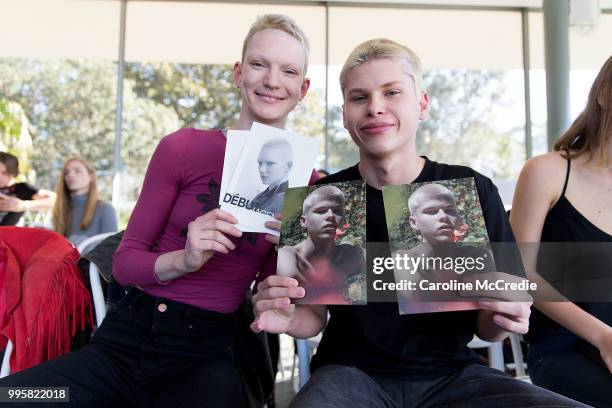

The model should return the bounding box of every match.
[76,232,116,329]
[77,232,116,256]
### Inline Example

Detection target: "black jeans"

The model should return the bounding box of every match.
[529,349,612,408]
[291,364,589,408]
[0,289,245,408]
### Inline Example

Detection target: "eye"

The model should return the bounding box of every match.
[386,90,401,97]
[250,61,265,68]
[350,95,366,103]
[284,69,298,76]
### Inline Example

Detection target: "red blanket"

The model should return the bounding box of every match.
[0,227,93,372]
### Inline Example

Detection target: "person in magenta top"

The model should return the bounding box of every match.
[0,14,312,408]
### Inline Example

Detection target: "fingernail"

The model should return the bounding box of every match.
[479,301,491,308]
[282,298,290,306]
[297,288,305,297]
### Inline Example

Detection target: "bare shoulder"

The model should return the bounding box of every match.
[521,152,568,196]
[521,151,567,179]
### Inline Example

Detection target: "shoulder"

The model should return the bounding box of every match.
[159,128,223,149]
[426,160,499,202]
[335,243,363,254]
[315,164,360,185]
[519,151,567,180]
[14,182,38,198]
[150,128,225,171]
[516,152,568,202]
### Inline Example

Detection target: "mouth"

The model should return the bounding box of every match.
[438,225,454,232]
[360,121,395,135]
[255,91,286,102]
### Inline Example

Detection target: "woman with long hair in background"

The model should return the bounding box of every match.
[52,157,117,245]
[510,55,612,407]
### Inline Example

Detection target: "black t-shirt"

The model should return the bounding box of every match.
[310,159,517,380]
[0,182,39,226]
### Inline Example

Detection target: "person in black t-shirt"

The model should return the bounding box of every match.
[252,39,585,407]
[0,152,56,226]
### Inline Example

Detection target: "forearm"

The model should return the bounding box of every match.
[536,301,612,347]
[287,305,327,339]
[154,249,191,282]
[28,190,56,211]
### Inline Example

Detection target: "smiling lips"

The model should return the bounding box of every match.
[360,121,395,135]
[255,91,286,102]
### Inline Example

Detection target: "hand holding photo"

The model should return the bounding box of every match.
[277,181,366,305]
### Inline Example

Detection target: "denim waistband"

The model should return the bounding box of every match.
[121,288,235,331]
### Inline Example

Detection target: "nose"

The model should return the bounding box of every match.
[367,94,385,117]
[324,209,338,222]
[263,67,281,90]
[437,210,450,222]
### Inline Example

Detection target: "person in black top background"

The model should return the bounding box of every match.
[510,55,612,407]
[0,151,55,226]
[252,39,586,407]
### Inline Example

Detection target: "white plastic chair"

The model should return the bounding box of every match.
[295,334,321,390]
[468,335,505,371]
[76,232,115,328]
[0,232,114,378]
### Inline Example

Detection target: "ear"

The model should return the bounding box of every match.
[418,91,430,121]
[233,61,243,88]
[408,215,419,233]
[300,77,311,100]
[300,214,307,229]
[287,161,293,171]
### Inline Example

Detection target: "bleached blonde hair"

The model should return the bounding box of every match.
[340,38,424,97]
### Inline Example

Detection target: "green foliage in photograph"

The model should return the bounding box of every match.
[280,180,366,248]
[383,177,488,252]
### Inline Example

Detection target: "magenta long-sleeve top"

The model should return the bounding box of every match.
[113,128,317,313]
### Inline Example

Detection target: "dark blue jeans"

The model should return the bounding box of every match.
[291,364,589,408]
[529,349,612,408]
[0,289,245,407]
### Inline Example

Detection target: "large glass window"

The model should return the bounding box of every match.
[0,0,121,211]
[328,7,526,203]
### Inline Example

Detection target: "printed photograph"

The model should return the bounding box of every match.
[220,122,319,234]
[278,181,367,305]
[382,178,497,314]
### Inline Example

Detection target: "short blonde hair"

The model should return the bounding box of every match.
[241,14,310,74]
[340,38,424,97]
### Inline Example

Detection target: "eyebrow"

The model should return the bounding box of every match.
[346,81,405,95]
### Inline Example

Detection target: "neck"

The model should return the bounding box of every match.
[358,143,425,189]
[231,114,287,131]
[70,189,89,197]
[267,179,287,190]
[301,236,335,257]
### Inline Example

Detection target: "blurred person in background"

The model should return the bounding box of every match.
[52,157,117,245]
[0,151,55,226]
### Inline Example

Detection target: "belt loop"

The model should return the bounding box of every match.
[127,289,146,315]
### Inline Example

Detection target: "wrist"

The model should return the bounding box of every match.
[593,326,612,349]
[20,200,29,212]
[175,249,194,274]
